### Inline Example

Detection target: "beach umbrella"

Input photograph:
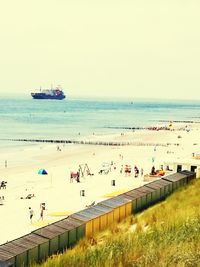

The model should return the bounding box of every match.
[38,169,48,175]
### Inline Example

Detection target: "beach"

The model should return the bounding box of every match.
[0,121,199,245]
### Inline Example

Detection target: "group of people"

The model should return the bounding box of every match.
[0,180,7,189]
[121,165,142,177]
[0,180,6,204]
[70,164,94,182]
[29,203,46,223]
[150,166,165,176]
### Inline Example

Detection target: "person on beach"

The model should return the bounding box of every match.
[20,193,35,199]
[134,166,139,177]
[57,145,61,151]
[38,203,45,221]
[76,170,80,182]
[29,207,34,223]
[150,166,156,175]
[113,163,116,171]
[0,197,2,205]
[86,201,95,208]
[0,181,7,189]
[26,193,35,199]
[120,165,123,174]
[124,165,131,176]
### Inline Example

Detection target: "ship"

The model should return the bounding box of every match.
[31,85,66,100]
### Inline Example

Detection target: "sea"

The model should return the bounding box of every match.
[1,95,200,150]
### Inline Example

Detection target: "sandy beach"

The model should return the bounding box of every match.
[0,122,200,245]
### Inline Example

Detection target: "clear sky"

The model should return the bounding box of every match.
[1,1,200,99]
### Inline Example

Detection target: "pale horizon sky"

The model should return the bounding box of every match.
[1,1,200,100]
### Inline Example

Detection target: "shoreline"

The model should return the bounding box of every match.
[2,121,199,147]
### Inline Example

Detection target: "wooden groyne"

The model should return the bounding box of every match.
[0,138,181,147]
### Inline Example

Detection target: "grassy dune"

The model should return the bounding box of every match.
[32,179,200,267]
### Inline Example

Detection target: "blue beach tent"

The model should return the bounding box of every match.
[38,169,48,175]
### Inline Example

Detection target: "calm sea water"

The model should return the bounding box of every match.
[0,96,200,149]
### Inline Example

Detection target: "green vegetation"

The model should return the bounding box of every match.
[32,179,200,267]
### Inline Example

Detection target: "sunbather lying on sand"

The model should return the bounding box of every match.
[85,201,95,208]
[20,193,35,199]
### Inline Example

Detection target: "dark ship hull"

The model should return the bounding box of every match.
[31,86,66,100]
[31,93,65,100]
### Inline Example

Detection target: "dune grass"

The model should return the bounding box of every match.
[32,179,200,267]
